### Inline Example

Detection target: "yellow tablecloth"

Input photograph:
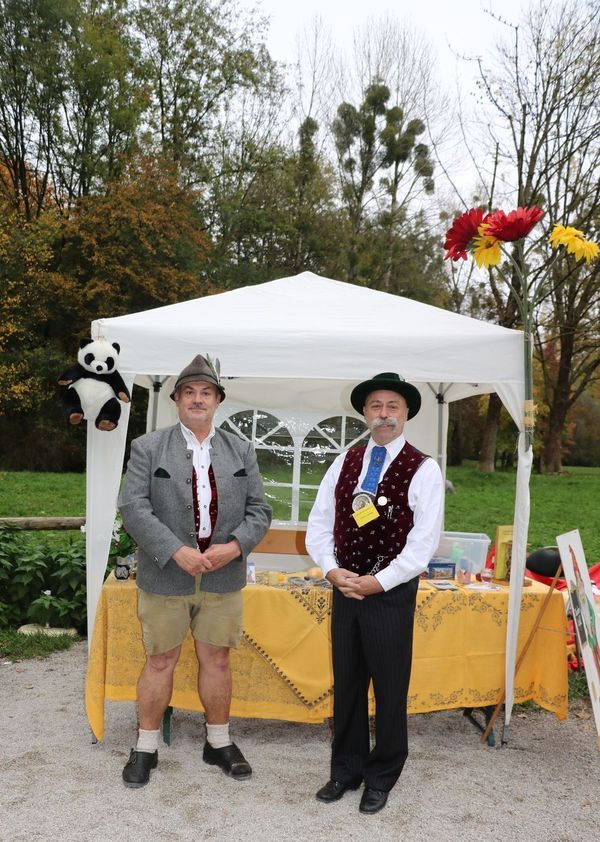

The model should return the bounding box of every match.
[86,575,568,740]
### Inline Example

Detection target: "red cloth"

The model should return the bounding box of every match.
[191,465,218,552]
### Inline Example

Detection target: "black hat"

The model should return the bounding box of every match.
[170,354,225,401]
[350,372,421,419]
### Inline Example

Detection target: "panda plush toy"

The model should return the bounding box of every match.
[58,338,130,431]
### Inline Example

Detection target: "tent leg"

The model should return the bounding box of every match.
[462,707,496,747]
[162,705,173,746]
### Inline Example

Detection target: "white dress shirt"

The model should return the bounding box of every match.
[306,434,444,591]
[180,422,216,539]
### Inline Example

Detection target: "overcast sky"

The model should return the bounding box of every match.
[249,0,527,88]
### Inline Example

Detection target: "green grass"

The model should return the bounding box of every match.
[568,668,591,702]
[445,463,600,562]
[0,471,86,517]
[2,463,598,562]
[0,629,81,660]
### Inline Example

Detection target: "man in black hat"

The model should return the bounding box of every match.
[306,373,444,814]
[118,354,271,787]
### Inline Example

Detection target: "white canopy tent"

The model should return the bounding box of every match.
[87,272,532,730]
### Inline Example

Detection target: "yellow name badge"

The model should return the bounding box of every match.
[352,501,380,527]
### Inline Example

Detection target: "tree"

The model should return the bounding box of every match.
[471,0,600,472]
[54,0,147,204]
[135,0,275,174]
[203,117,340,286]
[0,0,75,218]
[0,0,146,216]
[332,81,434,282]
[58,156,210,320]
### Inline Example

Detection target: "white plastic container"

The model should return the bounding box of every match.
[433,531,491,574]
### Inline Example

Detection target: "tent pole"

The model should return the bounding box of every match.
[436,385,446,471]
[481,562,564,745]
[426,383,449,474]
[151,378,165,432]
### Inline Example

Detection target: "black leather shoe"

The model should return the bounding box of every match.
[203,742,252,780]
[315,779,361,803]
[359,787,388,814]
[122,749,158,788]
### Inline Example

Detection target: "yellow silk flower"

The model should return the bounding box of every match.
[549,225,600,263]
[473,225,502,268]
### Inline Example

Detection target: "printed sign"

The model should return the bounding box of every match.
[556,530,600,748]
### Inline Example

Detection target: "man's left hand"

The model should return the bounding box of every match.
[352,575,384,596]
[204,540,242,571]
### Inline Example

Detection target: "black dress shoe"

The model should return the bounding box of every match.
[315,779,361,803]
[203,742,252,780]
[122,749,158,788]
[359,787,388,814]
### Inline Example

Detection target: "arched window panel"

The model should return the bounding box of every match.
[264,486,292,522]
[300,448,338,487]
[300,415,368,487]
[256,448,293,484]
[299,488,318,523]
[220,411,367,524]
[220,409,295,522]
[221,410,293,446]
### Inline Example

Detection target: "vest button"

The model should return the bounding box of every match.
[187,504,192,510]
[186,478,191,484]
[186,452,191,459]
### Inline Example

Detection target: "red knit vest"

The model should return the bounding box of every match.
[333,441,427,576]
[192,466,218,552]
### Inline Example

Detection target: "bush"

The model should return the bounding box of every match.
[0,525,87,632]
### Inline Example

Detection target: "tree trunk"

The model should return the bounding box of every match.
[478,393,502,473]
[543,406,568,473]
[448,402,463,466]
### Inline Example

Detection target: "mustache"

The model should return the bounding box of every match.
[370,417,398,430]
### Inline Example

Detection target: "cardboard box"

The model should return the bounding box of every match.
[427,560,456,579]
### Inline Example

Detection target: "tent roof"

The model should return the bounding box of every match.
[94,272,523,385]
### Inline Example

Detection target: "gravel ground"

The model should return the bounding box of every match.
[0,641,598,842]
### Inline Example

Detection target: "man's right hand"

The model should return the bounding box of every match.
[172,546,212,575]
[326,568,364,600]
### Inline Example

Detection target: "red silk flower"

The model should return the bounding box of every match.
[444,208,490,261]
[483,206,544,241]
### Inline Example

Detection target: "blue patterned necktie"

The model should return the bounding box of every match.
[361,445,387,494]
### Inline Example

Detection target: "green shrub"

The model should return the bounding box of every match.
[0,525,87,632]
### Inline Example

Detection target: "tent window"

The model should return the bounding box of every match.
[220,410,294,521]
[220,411,367,524]
[299,416,368,521]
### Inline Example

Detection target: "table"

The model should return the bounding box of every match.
[85,575,568,741]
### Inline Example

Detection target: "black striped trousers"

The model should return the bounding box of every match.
[330,577,419,792]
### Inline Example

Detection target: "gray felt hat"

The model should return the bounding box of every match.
[170,354,225,401]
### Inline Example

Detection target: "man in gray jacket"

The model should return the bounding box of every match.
[118,354,271,788]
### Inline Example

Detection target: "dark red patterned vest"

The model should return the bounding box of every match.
[333,442,427,576]
[192,466,218,552]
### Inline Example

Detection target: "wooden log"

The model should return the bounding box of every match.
[0,516,85,531]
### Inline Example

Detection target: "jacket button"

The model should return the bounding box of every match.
[189,532,195,538]
[187,504,192,510]
[186,452,191,459]
[153,556,159,562]
[186,478,192,484]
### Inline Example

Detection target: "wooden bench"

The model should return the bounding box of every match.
[250,528,310,574]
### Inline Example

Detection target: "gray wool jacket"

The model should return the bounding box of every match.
[118,424,272,595]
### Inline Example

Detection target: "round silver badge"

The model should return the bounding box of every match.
[377,496,388,506]
[352,492,374,512]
